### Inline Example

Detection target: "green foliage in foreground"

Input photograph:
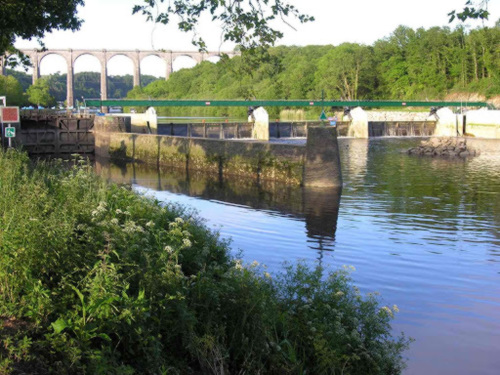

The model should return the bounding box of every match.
[0,150,410,374]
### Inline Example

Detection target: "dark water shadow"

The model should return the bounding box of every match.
[95,157,342,247]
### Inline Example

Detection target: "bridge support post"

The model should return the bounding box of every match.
[346,107,369,138]
[250,107,269,141]
[165,61,172,80]
[100,54,108,113]
[32,55,40,84]
[133,51,141,87]
[67,56,74,109]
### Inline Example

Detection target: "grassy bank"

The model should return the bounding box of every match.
[0,150,410,374]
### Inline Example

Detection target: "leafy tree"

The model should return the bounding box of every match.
[449,0,490,22]
[0,75,26,106]
[315,43,375,100]
[5,68,31,91]
[26,78,55,107]
[0,0,84,67]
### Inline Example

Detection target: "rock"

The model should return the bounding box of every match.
[459,151,470,157]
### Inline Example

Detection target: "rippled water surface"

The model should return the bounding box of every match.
[96,138,500,375]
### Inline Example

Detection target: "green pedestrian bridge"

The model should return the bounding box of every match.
[84,99,493,109]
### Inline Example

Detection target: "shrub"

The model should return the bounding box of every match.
[0,149,410,374]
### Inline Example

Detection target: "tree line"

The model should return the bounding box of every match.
[126,22,499,118]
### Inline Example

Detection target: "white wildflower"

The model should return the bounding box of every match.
[164,246,173,254]
[381,306,394,317]
[335,291,344,297]
[110,218,119,225]
[175,217,184,224]
[182,238,192,248]
[115,209,123,214]
[123,221,144,234]
[235,260,243,270]
[393,305,399,313]
[251,260,259,267]
[264,272,272,279]
[146,220,155,227]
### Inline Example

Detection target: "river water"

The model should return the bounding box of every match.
[95,138,500,375]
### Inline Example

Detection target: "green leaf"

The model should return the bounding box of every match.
[97,333,112,342]
[51,318,68,334]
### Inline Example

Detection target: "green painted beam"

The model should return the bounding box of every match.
[84,99,491,108]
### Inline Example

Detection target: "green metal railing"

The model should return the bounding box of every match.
[84,99,492,108]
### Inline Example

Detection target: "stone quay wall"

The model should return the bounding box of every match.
[94,116,343,187]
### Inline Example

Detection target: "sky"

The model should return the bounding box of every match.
[13,0,500,77]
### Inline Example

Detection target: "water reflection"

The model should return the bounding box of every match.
[95,158,342,260]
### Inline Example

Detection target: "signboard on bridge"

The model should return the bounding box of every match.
[0,107,20,123]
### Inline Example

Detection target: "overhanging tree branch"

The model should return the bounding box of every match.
[132,0,314,52]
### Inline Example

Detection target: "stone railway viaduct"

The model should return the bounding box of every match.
[0,49,238,107]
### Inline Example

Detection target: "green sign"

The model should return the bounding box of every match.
[5,126,15,138]
[319,110,328,121]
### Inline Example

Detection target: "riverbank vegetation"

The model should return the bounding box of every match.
[0,149,410,374]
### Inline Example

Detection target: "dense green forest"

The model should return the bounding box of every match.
[2,23,499,113]
[3,70,158,105]
[126,23,499,117]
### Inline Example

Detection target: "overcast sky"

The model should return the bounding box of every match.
[14,0,500,77]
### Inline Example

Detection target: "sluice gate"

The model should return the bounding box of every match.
[368,121,437,137]
[156,121,351,140]
[19,113,95,155]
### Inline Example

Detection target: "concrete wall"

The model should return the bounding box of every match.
[94,115,131,133]
[95,132,306,184]
[465,110,500,139]
[95,126,343,187]
[303,127,342,187]
[433,108,462,137]
[366,111,434,121]
[108,107,158,134]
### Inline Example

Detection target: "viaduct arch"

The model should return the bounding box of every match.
[0,49,238,107]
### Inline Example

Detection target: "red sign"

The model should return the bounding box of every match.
[1,107,20,122]
[309,102,314,106]
[205,101,211,106]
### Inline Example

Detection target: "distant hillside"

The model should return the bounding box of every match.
[5,70,160,102]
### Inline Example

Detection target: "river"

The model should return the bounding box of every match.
[95,137,500,375]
